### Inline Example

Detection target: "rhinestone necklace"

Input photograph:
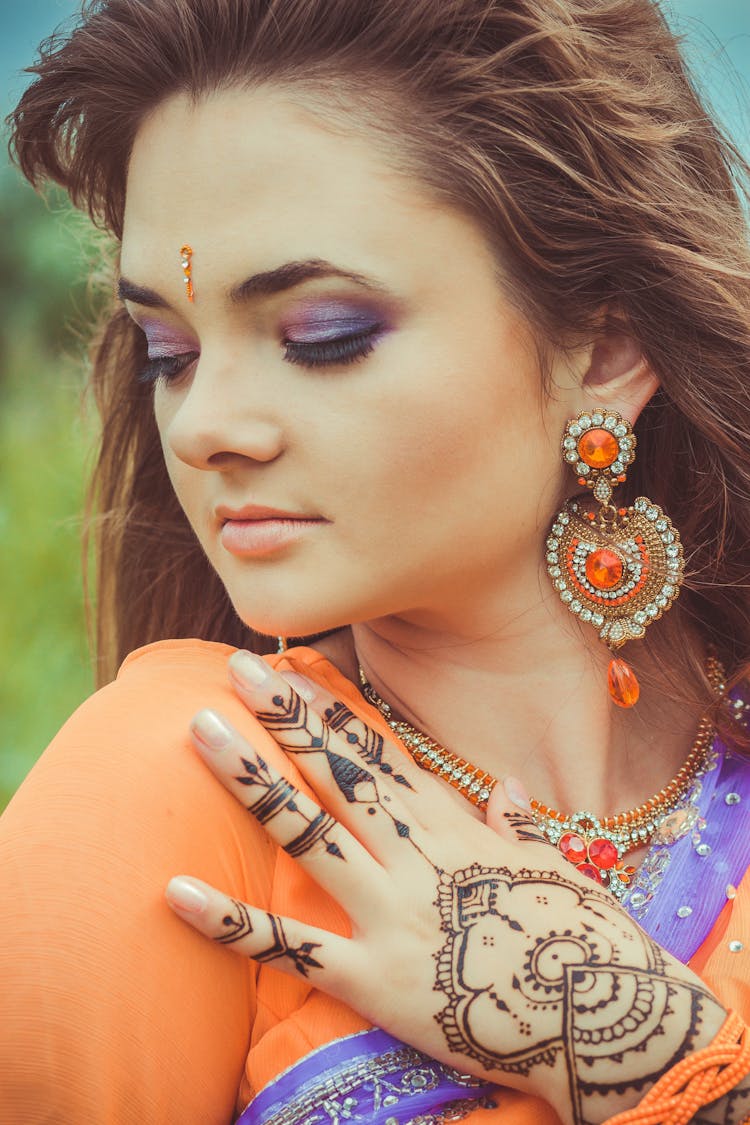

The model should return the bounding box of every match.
[359,657,724,900]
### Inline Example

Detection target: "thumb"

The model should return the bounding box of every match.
[485,776,549,846]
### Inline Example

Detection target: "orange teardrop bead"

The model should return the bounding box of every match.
[608,657,640,708]
[577,428,619,469]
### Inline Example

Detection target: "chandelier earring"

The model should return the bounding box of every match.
[546,409,684,708]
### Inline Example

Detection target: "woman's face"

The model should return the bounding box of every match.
[120,87,578,638]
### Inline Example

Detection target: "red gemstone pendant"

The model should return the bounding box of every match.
[588,837,618,870]
[576,862,603,884]
[559,831,588,864]
[554,818,633,894]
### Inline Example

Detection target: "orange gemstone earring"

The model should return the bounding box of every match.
[180,244,194,302]
[546,410,684,707]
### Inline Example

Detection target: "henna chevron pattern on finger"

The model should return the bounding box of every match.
[216,898,254,944]
[235,754,345,860]
[254,691,421,849]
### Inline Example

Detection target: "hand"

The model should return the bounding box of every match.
[166,651,727,1125]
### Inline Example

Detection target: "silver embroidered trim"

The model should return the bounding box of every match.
[254,1045,489,1125]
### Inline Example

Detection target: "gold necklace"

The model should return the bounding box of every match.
[358,657,724,900]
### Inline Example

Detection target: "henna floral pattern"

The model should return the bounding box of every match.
[432,864,723,1125]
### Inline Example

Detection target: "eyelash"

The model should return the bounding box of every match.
[136,330,380,385]
[283,329,380,368]
[136,352,200,386]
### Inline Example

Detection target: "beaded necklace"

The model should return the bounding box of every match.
[359,657,724,900]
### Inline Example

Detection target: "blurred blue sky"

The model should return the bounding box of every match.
[1,0,748,155]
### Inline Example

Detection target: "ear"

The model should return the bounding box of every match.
[579,328,659,422]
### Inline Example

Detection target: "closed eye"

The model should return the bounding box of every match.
[283,328,382,368]
[136,352,200,386]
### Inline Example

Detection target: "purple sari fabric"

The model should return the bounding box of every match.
[236,1027,496,1125]
[237,738,749,1125]
[621,739,749,960]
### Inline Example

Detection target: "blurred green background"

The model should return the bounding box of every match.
[1,1,748,810]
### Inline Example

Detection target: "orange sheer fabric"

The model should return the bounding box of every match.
[0,640,747,1124]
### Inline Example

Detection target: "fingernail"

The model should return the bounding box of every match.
[504,776,532,812]
[281,671,316,702]
[191,708,233,750]
[166,877,208,914]
[230,649,270,686]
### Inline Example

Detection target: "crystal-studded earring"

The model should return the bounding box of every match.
[180,244,194,303]
[546,409,684,707]
[276,636,288,654]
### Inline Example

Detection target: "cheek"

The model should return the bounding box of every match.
[356,353,541,515]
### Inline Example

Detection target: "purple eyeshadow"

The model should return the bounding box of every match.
[282,298,390,343]
[138,319,197,359]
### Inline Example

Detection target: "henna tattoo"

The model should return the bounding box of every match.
[324,701,414,789]
[432,864,728,1125]
[284,809,344,860]
[216,898,254,944]
[502,811,551,846]
[236,754,344,860]
[253,691,420,847]
[237,756,299,825]
[255,695,379,803]
[254,913,323,977]
[216,904,323,976]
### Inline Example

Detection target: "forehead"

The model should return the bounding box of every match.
[122,87,413,272]
[120,85,505,317]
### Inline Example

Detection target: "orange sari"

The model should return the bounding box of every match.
[0,640,747,1124]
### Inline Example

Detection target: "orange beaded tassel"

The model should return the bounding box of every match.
[603,1011,750,1125]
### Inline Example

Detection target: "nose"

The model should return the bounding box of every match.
[160,355,286,470]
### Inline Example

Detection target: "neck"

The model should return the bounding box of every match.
[332,569,706,818]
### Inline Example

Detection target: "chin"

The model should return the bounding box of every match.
[230,596,352,643]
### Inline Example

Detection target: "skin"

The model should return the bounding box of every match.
[118,87,748,1122]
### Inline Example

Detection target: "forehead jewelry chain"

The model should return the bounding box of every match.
[359,657,724,900]
[180,244,194,302]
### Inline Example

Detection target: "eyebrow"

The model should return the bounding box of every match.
[116,259,389,308]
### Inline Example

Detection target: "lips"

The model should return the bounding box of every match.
[217,503,327,557]
[216,503,318,523]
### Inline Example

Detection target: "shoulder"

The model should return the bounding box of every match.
[13,639,242,792]
[0,639,276,860]
[0,637,271,1123]
[2,637,362,837]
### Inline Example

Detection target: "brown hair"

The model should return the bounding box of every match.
[8,0,750,736]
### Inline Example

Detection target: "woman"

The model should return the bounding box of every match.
[1,0,748,1122]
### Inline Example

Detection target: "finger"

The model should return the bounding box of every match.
[166,876,351,988]
[485,777,555,849]
[190,709,388,913]
[226,652,427,858]
[279,669,424,796]
[280,666,517,847]
[277,667,478,834]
